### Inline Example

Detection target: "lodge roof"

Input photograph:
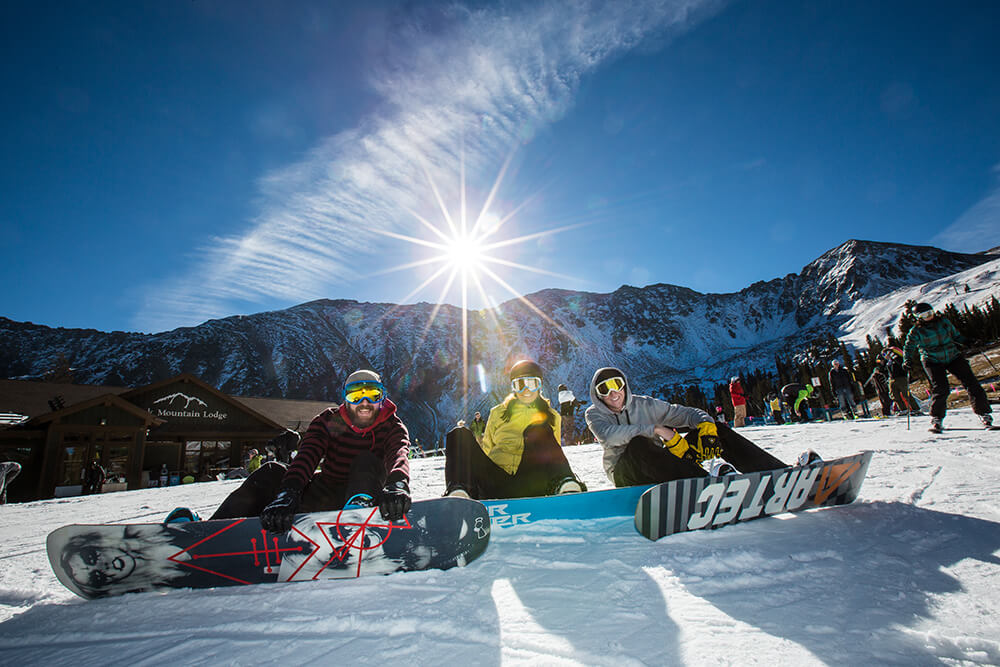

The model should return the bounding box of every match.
[0,376,331,434]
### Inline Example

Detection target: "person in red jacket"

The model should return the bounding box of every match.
[207,369,412,532]
[729,376,747,427]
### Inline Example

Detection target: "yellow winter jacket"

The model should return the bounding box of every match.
[481,395,562,474]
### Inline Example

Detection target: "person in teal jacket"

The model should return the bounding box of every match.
[903,302,992,432]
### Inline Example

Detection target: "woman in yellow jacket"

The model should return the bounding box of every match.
[444,359,586,499]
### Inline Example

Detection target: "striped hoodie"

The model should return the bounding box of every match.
[280,399,410,493]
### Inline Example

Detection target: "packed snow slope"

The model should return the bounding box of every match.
[1,409,999,665]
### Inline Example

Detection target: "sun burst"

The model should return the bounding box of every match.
[370,150,588,414]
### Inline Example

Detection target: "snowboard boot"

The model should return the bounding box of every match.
[796,449,822,466]
[928,417,943,434]
[444,485,471,499]
[980,414,994,429]
[709,460,738,477]
[164,507,201,523]
[553,477,585,494]
[343,493,375,509]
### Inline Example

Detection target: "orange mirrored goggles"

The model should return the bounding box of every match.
[511,376,542,393]
[595,376,626,397]
[344,382,385,404]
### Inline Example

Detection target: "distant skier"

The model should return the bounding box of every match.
[585,367,792,487]
[0,461,21,504]
[468,411,486,444]
[714,405,727,425]
[865,358,893,417]
[267,429,300,464]
[780,382,814,423]
[205,369,412,531]
[246,449,263,474]
[903,302,993,432]
[557,383,586,445]
[768,393,784,425]
[881,347,920,415]
[828,360,857,419]
[729,376,747,427]
[82,460,106,495]
[444,360,585,499]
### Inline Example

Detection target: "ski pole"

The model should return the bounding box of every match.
[981,352,1000,375]
[906,371,910,431]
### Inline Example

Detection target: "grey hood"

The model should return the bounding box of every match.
[585,367,713,480]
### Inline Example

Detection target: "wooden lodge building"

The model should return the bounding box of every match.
[0,374,334,503]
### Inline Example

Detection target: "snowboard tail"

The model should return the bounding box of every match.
[635,451,872,541]
[48,497,490,599]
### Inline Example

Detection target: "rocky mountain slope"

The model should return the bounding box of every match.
[1,240,993,442]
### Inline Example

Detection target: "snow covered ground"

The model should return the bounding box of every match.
[2,409,999,665]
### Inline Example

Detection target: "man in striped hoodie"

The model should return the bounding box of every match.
[209,369,412,532]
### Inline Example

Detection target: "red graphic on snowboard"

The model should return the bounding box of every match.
[168,507,414,585]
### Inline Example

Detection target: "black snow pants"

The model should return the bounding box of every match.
[209,452,385,520]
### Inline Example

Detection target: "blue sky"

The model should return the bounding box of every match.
[2,0,999,334]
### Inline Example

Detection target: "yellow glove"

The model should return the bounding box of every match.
[697,421,718,438]
[660,431,703,465]
[695,421,722,460]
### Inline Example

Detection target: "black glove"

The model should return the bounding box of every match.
[379,479,411,521]
[260,488,300,534]
[698,434,723,460]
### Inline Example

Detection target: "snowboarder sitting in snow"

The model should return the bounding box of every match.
[780,382,814,422]
[903,302,993,432]
[444,359,586,499]
[207,369,412,532]
[585,367,791,487]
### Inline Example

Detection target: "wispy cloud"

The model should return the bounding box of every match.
[932,162,1000,254]
[134,0,724,332]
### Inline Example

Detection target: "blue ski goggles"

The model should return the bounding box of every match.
[344,381,386,404]
[511,376,542,393]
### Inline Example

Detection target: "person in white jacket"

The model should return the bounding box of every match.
[585,367,789,487]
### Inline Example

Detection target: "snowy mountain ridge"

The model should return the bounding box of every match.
[1,239,997,442]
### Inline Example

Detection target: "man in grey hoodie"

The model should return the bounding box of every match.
[585,367,788,487]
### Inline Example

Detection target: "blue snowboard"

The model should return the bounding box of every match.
[482,485,654,528]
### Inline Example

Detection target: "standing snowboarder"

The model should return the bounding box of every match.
[828,360,858,419]
[780,382,814,423]
[468,411,486,444]
[729,376,747,427]
[903,303,993,433]
[82,460,105,495]
[0,461,21,504]
[866,358,893,418]
[557,383,586,445]
[882,347,920,415]
[585,367,791,487]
